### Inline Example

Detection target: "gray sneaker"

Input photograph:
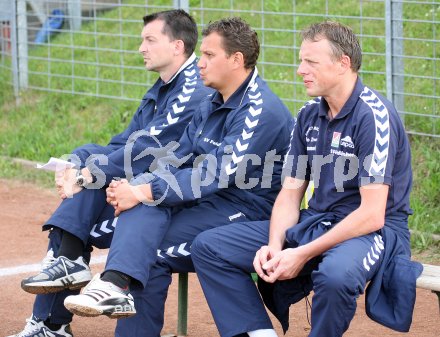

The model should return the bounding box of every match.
[21,250,92,294]
[7,315,73,337]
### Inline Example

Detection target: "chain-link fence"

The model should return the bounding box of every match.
[1,0,439,137]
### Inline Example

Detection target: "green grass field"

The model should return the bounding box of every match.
[0,0,438,253]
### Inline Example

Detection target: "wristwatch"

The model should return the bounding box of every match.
[75,169,89,187]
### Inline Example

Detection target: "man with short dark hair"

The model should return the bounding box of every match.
[10,9,212,337]
[191,21,422,337]
[62,17,293,337]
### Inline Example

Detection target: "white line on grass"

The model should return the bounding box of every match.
[0,254,108,278]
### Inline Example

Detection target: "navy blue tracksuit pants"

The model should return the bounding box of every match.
[191,210,385,337]
[106,193,265,337]
[33,188,267,336]
[33,188,116,324]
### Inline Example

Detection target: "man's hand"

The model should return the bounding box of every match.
[106,179,153,216]
[253,245,280,280]
[106,179,124,207]
[259,246,310,283]
[55,168,83,199]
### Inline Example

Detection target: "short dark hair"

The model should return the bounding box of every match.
[143,9,198,57]
[301,21,362,72]
[202,17,260,69]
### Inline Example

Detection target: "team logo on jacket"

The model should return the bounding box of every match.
[331,132,341,148]
[305,126,319,152]
[340,135,354,148]
[330,133,356,157]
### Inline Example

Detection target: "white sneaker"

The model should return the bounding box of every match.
[64,274,136,319]
[21,250,92,294]
[7,315,73,337]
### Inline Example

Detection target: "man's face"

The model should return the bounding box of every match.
[297,38,341,97]
[138,19,177,73]
[197,32,232,91]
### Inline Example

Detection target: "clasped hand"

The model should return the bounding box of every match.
[55,168,82,199]
[253,245,308,283]
[106,179,150,216]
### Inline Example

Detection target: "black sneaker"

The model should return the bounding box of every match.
[7,315,73,337]
[21,250,92,294]
[64,274,136,319]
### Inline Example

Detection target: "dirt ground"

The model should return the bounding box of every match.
[0,179,439,337]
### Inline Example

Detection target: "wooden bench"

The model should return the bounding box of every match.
[168,189,440,336]
[416,263,440,311]
[170,263,440,336]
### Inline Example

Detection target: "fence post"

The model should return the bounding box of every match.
[385,0,405,121]
[11,0,19,103]
[173,5,189,335]
[174,0,189,12]
[68,0,82,31]
[16,0,28,90]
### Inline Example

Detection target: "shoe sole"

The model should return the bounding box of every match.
[21,270,93,294]
[21,279,91,294]
[64,302,136,319]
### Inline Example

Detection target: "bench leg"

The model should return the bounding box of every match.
[433,290,440,313]
[177,273,188,336]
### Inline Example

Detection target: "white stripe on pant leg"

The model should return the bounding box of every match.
[370,246,379,259]
[166,246,177,258]
[374,235,384,249]
[177,242,191,256]
[363,257,371,271]
[159,242,191,258]
[367,252,375,265]
[373,242,382,254]
[363,234,385,271]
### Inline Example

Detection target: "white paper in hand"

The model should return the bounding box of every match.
[36,157,76,172]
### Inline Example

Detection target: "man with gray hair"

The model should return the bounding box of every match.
[191,20,421,337]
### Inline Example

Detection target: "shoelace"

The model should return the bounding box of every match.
[81,274,128,297]
[40,251,76,279]
[40,250,56,271]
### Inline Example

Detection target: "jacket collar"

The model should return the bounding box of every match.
[212,67,259,108]
[318,77,364,120]
[166,53,197,84]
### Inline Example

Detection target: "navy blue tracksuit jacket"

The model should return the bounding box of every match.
[33,54,213,326]
[132,68,292,213]
[70,54,212,185]
[103,68,295,336]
